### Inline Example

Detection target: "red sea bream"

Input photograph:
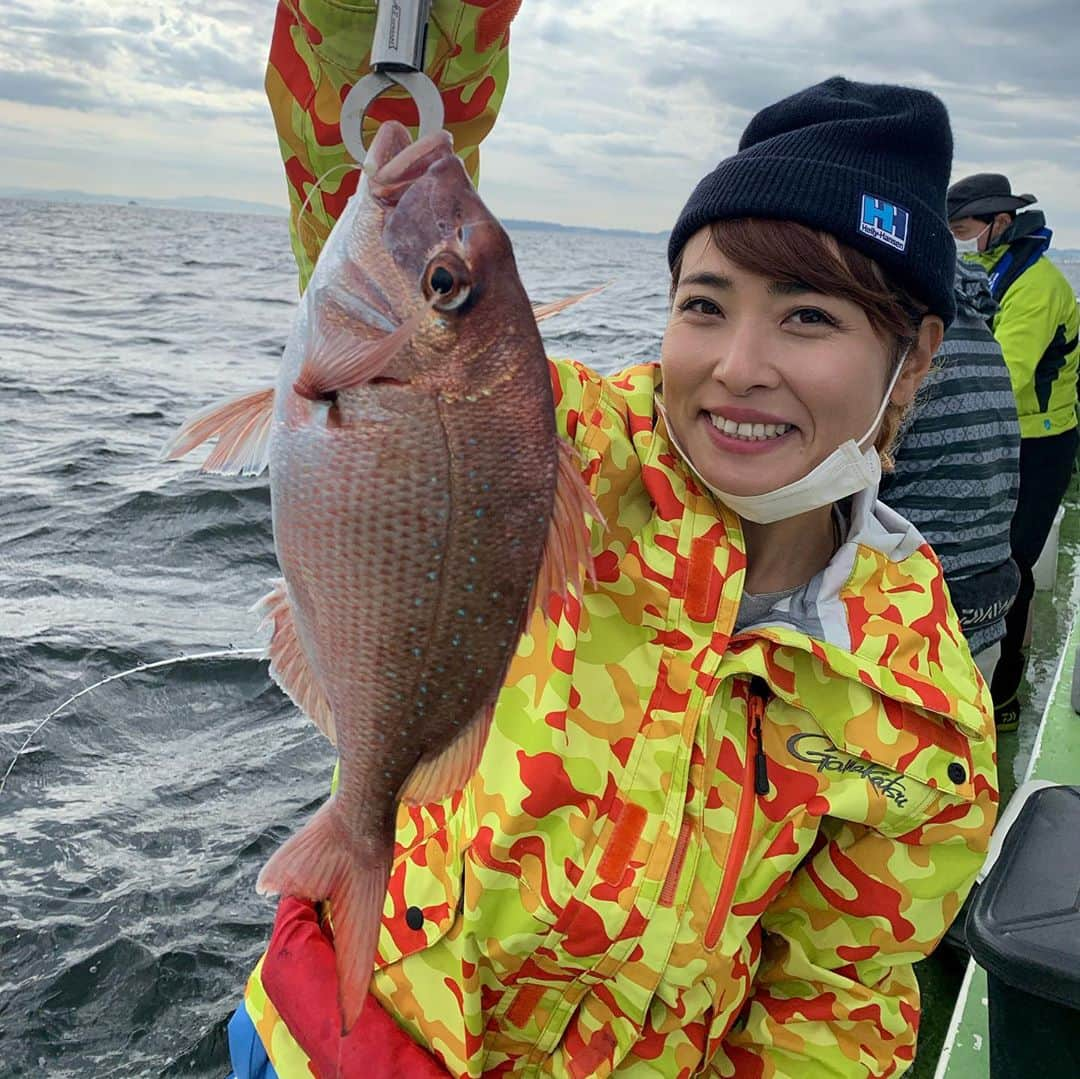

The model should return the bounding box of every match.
[163,120,598,1032]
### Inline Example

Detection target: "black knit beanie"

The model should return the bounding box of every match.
[667,76,956,326]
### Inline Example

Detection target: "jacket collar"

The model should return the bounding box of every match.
[994,209,1049,249]
[967,211,1053,300]
[733,487,989,737]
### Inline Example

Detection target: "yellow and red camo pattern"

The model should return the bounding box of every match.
[245,360,998,1078]
[265,0,521,291]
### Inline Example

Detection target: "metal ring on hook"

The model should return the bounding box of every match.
[340,69,446,165]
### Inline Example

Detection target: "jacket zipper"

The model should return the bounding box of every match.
[704,677,771,948]
[659,815,693,907]
[748,676,771,796]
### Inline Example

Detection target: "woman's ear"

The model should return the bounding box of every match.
[890,316,943,406]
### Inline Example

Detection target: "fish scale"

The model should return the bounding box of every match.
[271,397,447,816]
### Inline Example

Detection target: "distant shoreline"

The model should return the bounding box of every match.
[2,189,1076,254]
[0,188,667,240]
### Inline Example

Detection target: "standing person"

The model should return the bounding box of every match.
[224,8,997,1077]
[948,174,1080,731]
[880,258,1020,681]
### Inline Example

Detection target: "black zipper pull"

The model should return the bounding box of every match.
[749,676,771,795]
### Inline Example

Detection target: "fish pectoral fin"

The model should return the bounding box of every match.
[531,439,605,616]
[253,580,336,744]
[256,799,390,1035]
[398,702,496,806]
[532,283,608,324]
[292,304,430,401]
[160,386,275,476]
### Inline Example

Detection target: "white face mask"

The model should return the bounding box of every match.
[954,224,989,255]
[662,348,910,525]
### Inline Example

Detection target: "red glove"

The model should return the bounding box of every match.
[261,896,449,1079]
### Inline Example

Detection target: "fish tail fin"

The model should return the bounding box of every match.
[256,798,390,1034]
[531,439,605,615]
[160,387,275,476]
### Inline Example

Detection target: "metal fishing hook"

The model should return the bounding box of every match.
[339,0,445,162]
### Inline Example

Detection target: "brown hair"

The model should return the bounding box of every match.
[669,219,928,468]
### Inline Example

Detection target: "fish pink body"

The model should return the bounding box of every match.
[164,121,597,1035]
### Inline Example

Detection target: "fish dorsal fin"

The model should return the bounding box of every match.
[292,304,430,401]
[398,702,495,806]
[530,439,604,615]
[532,283,607,324]
[160,386,275,476]
[254,580,336,743]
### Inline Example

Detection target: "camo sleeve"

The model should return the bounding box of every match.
[266,0,521,290]
[549,358,606,446]
[711,725,997,1078]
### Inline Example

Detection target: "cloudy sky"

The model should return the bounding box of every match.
[2,0,1079,245]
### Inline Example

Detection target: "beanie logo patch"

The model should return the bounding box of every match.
[859,193,910,253]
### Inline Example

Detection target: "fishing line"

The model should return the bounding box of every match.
[0,647,265,797]
[296,162,365,254]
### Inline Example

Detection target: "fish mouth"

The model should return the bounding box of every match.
[368,125,456,207]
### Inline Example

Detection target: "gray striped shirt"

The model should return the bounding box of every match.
[880,260,1021,654]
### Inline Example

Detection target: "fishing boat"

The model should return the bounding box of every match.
[912,472,1080,1078]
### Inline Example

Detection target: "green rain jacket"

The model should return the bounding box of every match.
[967,211,1079,439]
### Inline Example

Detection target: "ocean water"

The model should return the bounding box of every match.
[0,198,668,1077]
[1,197,1077,1077]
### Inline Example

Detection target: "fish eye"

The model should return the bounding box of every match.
[422,253,472,311]
[431,267,454,293]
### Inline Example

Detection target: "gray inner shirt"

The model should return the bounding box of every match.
[731,504,849,636]
[733,586,801,634]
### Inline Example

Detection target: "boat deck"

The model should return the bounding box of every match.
[917,472,1080,1078]
[934,610,1079,1078]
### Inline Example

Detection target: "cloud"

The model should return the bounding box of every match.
[0,69,90,111]
[1,0,1078,245]
[0,1,267,113]
[482,0,1080,242]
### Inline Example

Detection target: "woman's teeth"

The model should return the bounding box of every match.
[709,415,792,441]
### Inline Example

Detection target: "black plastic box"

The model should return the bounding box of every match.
[965,784,1080,1078]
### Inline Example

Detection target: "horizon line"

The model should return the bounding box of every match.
[0,185,668,238]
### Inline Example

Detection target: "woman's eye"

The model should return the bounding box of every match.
[679,296,722,316]
[789,307,836,327]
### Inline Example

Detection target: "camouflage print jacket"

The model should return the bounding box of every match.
[244,361,998,1078]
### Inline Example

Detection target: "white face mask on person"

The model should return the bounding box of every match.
[662,348,910,525]
[954,224,990,255]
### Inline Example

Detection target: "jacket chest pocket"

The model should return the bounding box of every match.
[764,697,940,830]
[376,800,465,968]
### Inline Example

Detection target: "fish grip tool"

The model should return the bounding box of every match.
[340,0,445,162]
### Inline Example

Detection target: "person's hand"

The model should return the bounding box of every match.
[261,896,449,1078]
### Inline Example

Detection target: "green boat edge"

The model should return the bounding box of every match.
[912,472,1080,1079]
